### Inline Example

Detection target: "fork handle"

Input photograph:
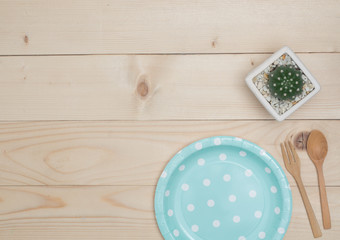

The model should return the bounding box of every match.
[295,176,322,238]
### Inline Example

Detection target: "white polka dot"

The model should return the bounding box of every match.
[275,207,281,214]
[212,220,220,228]
[179,165,185,171]
[207,199,215,207]
[203,178,211,187]
[239,151,247,157]
[229,195,236,202]
[238,237,246,240]
[278,227,285,234]
[161,171,167,178]
[223,174,231,182]
[214,138,221,145]
[219,153,227,161]
[165,190,170,197]
[181,184,189,191]
[197,158,205,166]
[191,225,199,232]
[249,190,257,198]
[245,169,253,177]
[254,211,262,218]
[187,204,195,212]
[195,143,202,150]
[173,229,179,237]
[233,216,240,223]
[265,167,271,174]
[258,232,266,239]
[260,149,266,156]
[235,137,243,141]
[271,186,277,193]
[168,209,173,216]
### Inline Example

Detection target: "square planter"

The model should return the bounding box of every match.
[245,46,320,121]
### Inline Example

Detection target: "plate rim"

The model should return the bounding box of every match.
[154,136,292,240]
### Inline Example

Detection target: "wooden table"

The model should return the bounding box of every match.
[0,1,339,239]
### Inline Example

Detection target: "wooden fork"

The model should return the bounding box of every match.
[281,141,322,238]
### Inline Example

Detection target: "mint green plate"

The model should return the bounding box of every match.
[155,136,292,240]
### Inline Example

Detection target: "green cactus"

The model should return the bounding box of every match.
[268,65,304,100]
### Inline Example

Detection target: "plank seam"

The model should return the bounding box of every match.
[0,52,339,57]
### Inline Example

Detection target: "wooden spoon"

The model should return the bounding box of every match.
[307,130,331,229]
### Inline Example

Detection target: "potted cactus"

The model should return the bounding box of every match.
[245,46,320,121]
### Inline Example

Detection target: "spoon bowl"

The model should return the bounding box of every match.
[307,130,328,164]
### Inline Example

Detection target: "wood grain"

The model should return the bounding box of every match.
[0,120,339,186]
[0,186,338,239]
[0,0,339,55]
[0,186,158,239]
[1,54,340,120]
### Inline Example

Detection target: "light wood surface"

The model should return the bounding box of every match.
[0,54,339,120]
[0,0,339,54]
[1,1,340,239]
[0,186,339,240]
[0,120,339,187]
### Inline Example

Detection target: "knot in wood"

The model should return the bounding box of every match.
[24,35,29,44]
[294,131,311,150]
[137,80,149,97]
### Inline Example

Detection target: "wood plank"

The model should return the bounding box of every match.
[0,186,159,239]
[0,120,339,186]
[1,54,339,120]
[0,186,339,239]
[0,0,339,55]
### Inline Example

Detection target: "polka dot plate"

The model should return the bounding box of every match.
[155,136,292,240]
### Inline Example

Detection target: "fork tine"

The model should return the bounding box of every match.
[288,140,301,167]
[284,141,294,163]
[280,143,290,169]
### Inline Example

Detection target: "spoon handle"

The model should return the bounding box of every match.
[317,166,331,229]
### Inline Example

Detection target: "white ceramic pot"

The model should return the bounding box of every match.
[245,46,320,121]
